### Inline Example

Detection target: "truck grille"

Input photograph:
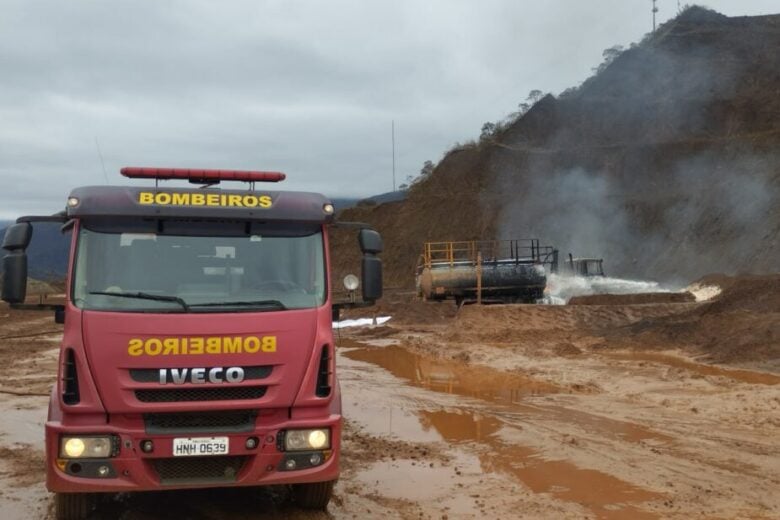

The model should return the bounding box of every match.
[144,410,257,434]
[130,365,273,383]
[135,386,266,403]
[151,456,247,485]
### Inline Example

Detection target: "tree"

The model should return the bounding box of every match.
[419,160,434,179]
[593,45,624,74]
[527,89,544,104]
[480,122,497,140]
[515,90,545,118]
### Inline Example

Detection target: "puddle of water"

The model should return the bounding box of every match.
[0,398,47,445]
[422,410,663,520]
[343,343,562,405]
[339,354,442,443]
[604,352,780,386]
[355,452,481,506]
[344,342,669,444]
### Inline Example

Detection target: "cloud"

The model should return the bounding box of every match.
[0,0,777,218]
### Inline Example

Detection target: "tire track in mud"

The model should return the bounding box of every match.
[339,334,780,519]
[339,340,666,519]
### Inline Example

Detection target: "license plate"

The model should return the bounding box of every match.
[172,437,229,457]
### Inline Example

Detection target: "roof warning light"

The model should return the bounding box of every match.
[120,167,286,184]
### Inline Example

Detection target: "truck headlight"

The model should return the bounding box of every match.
[283,429,330,451]
[60,436,113,458]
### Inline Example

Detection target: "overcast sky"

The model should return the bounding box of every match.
[1,0,777,218]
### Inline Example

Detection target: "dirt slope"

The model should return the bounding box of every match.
[332,7,780,288]
[613,274,780,367]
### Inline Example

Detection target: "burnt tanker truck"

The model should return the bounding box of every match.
[415,239,558,304]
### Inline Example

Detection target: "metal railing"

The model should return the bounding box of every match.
[421,239,558,270]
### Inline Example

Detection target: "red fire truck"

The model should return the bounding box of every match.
[1,167,383,519]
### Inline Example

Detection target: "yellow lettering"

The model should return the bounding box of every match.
[127,336,279,356]
[172,193,189,205]
[242,195,258,207]
[206,337,221,354]
[189,337,204,354]
[223,337,242,354]
[228,195,242,207]
[145,338,163,356]
[261,336,276,352]
[138,193,154,205]
[220,194,227,206]
[128,338,143,356]
[162,338,179,356]
[206,194,219,206]
[191,193,205,206]
[258,195,272,208]
[244,336,260,353]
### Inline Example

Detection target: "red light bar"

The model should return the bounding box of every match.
[120,167,286,183]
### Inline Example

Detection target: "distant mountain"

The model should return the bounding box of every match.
[361,190,407,206]
[330,198,361,211]
[331,190,407,212]
[0,222,70,279]
[330,190,406,212]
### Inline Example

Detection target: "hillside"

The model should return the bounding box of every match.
[332,7,780,288]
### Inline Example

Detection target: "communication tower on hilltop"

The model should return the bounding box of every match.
[652,0,659,32]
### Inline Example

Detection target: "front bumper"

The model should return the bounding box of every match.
[45,411,341,493]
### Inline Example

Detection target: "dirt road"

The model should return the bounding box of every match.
[1,293,778,519]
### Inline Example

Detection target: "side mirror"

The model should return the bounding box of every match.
[359,229,383,254]
[359,228,383,302]
[2,222,32,250]
[2,252,28,304]
[362,256,382,302]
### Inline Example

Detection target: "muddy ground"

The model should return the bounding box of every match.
[1,281,778,519]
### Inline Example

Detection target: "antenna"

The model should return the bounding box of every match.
[391,120,396,192]
[94,137,109,183]
[652,0,659,32]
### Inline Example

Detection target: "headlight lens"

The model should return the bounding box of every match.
[284,429,330,451]
[60,436,113,458]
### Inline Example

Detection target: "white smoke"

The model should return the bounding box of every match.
[541,273,671,304]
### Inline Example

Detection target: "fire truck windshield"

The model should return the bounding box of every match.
[72,226,325,312]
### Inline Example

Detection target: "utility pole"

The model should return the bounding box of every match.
[652,0,658,32]
[391,120,396,191]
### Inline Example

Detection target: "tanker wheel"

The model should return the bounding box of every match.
[291,480,335,510]
[55,492,97,520]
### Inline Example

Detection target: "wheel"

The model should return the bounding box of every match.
[290,480,335,510]
[55,493,96,520]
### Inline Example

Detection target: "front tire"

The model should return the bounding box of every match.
[55,493,96,520]
[291,480,335,510]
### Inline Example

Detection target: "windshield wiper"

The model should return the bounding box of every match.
[189,299,287,311]
[88,291,190,311]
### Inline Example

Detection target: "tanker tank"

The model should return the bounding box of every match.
[415,239,558,304]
